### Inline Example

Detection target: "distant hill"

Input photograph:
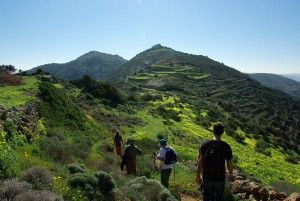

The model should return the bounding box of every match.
[282,73,300,82]
[248,73,300,98]
[27,51,127,80]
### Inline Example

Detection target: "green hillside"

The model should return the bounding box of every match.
[109,45,300,158]
[1,45,300,200]
[112,47,300,186]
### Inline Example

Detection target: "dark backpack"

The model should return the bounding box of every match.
[163,146,177,165]
[203,141,225,177]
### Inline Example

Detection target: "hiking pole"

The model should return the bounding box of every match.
[173,163,175,183]
[153,151,157,179]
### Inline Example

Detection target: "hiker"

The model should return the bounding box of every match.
[122,138,142,175]
[113,130,123,156]
[157,139,175,188]
[120,138,131,171]
[195,123,233,201]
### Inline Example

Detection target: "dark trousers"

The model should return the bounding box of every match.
[126,161,137,175]
[201,179,225,201]
[161,168,172,188]
[115,143,121,156]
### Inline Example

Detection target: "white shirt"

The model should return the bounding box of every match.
[158,146,174,170]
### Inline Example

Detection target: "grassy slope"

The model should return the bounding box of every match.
[0,76,39,107]
[1,76,299,197]
[121,70,300,191]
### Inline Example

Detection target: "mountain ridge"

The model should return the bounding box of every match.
[248,73,300,98]
[27,51,127,80]
[25,44,300,156]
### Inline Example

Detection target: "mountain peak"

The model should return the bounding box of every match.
[76,51,123,61]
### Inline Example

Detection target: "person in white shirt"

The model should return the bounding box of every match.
[157,139,173,188]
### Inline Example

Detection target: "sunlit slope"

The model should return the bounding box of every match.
[121,94,300,186]
[116,47,300,188]
[0,76,39,108]
[114,44,300,170]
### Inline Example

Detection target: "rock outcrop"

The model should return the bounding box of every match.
[229,172,300,201]
[0,104,40,141]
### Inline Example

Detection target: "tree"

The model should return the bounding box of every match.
[0,65,16,73]
[0,65,22,86]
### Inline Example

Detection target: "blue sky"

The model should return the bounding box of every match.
[1,0,299,74]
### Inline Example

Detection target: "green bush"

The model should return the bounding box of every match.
[67,163,86,174]
[20,166,54,190]
[68,173,98,189]
[38,82,86,130]
[0,144,19,179]
[121,176,177,201]
[155,106,181,122]
[70,135,93,159]
[71,76,125,106]
[68,173,103,200]
[138,167,152,179]
[223,182,236,201]
[255,140,271,156]
[38,136,71,162]
[3,120,17,141]
[94,171,116,194]
[284,155,299,164]
[104,153,115,165]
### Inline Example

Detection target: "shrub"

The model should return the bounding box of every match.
[94,171,116,194]
[223,182,236,201]
[255,140,271,156]
[38,82,86,130]
[121,176,177,201]
[70,135,93,159]
[104,152,115,165]
[20,166,54,190]
[0,69,23,86]
[68,173,100,200]
[138,167,152,179]
[38,136,71,162]
[284,150,300,164]
[46,127,68,141]
[98,143,114,153]
[14,190,63,201]
[0,144,19,179]
[3,120,17,141]
[67,163,86,174]
[71,76,125,106]
[0,179,31,200]
[68,173,98,189]
[155,106,181,122]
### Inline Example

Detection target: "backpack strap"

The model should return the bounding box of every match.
[162,146,169,151]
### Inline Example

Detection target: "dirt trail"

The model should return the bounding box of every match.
[181,194,200,201]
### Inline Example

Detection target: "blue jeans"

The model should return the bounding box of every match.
[201,179,225,201]
[161,168,172,188]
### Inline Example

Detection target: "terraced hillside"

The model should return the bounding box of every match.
[110,45,300,159]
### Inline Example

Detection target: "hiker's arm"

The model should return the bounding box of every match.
[226,159,233,176]
[157,149,164,161]
[195,154,204,183]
